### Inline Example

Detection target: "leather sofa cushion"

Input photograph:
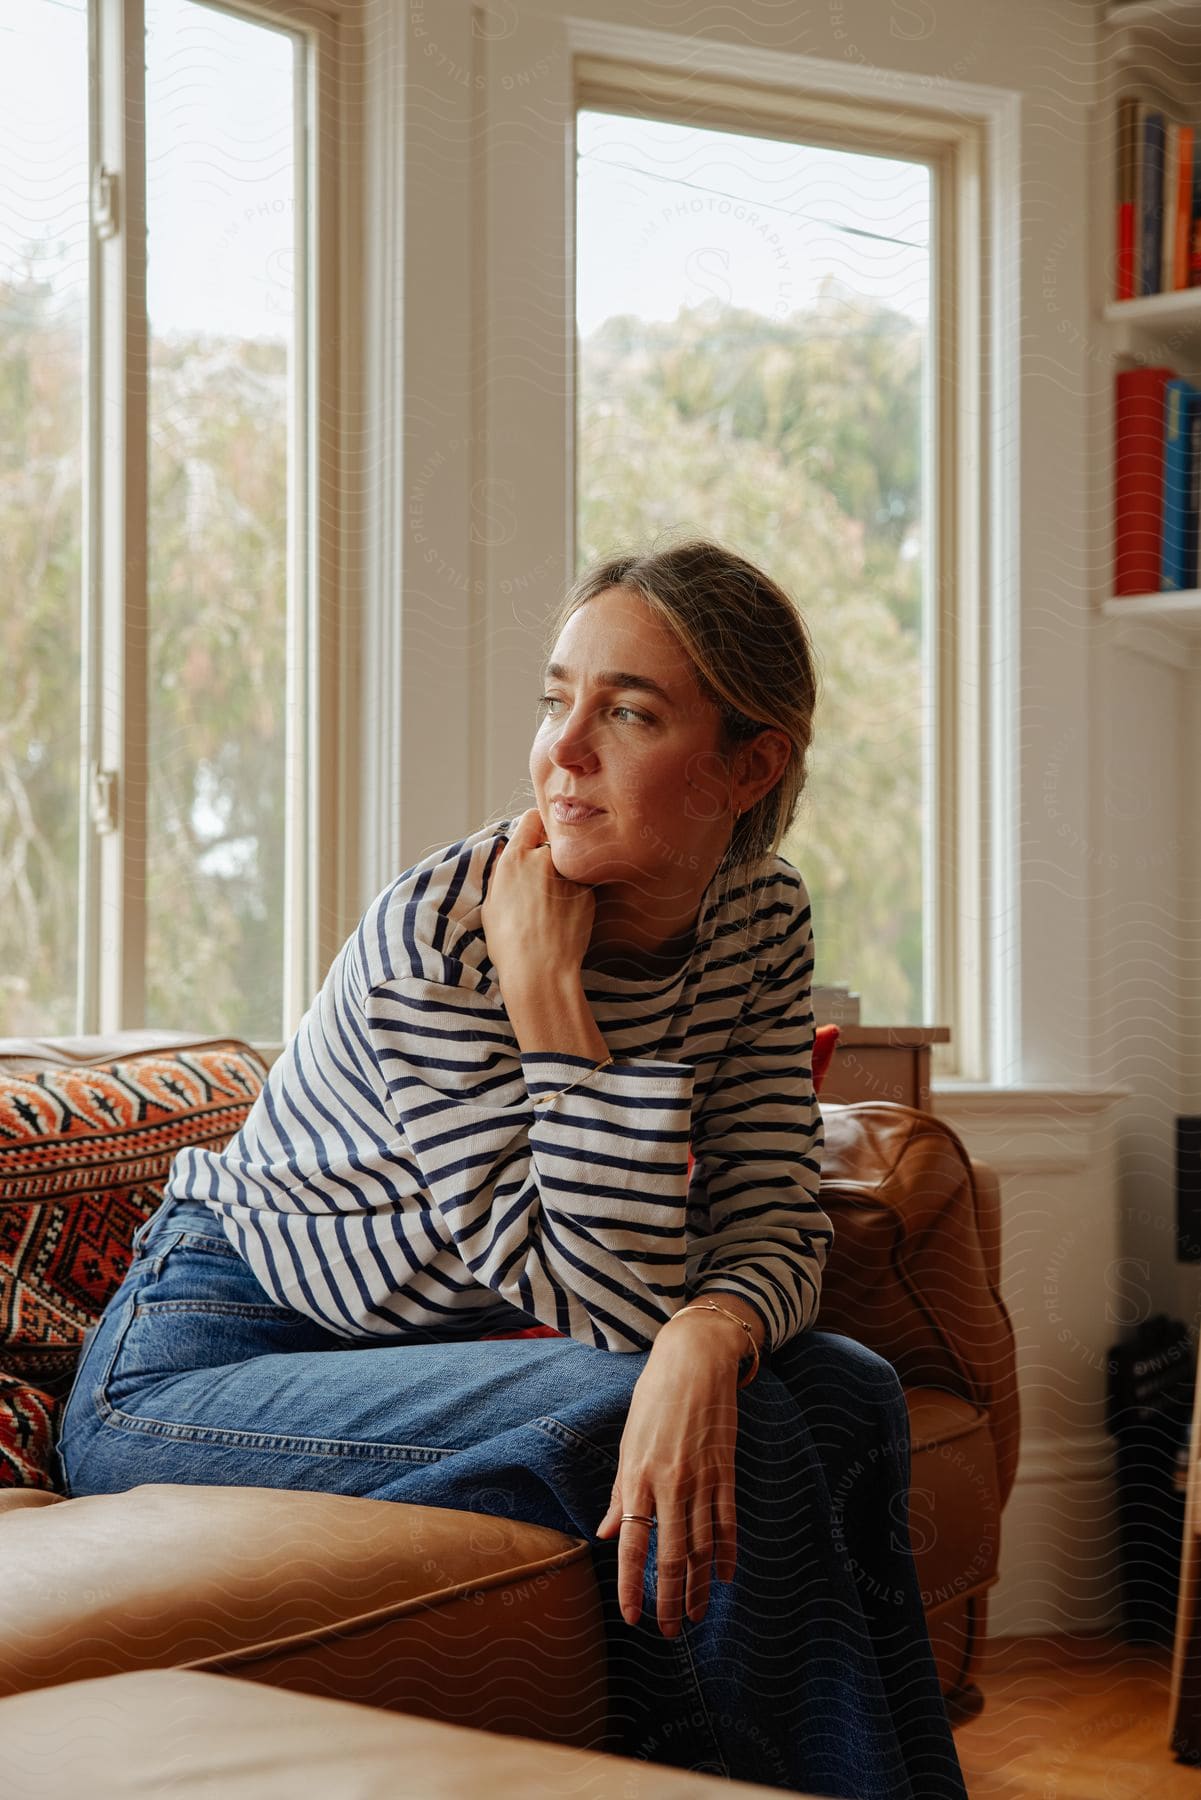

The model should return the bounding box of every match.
[0,1667,794,1799]
[0,1483,607,1747]
[906,1388,1000,1619]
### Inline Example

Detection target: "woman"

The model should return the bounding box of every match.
[56,541,968,1800]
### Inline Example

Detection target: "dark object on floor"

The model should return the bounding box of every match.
[1107,1314,1195,1646]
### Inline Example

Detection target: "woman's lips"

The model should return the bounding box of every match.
[551,799,604,823]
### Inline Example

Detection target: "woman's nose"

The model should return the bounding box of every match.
[550,710,599,766]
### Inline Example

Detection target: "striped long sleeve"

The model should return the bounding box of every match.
[685,881,831,1354]
[364,975,695,1350]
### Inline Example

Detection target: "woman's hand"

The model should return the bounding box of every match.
[595,1325,741,1636]
[482,806,596,992]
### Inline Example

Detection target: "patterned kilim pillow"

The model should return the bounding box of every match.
[0,1043,267,1439]
[0,1373,58,1489]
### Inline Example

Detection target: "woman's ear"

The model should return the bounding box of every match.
[736,729,791,811]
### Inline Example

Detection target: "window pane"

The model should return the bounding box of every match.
[144,0,298,1039]
[576,110,931,1024]
[0,0,89,1035]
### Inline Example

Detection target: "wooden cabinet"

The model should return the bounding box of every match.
[819,1026,950,1113]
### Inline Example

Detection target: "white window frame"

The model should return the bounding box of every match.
[78,0,358,1043]
[458,19,1019,1084]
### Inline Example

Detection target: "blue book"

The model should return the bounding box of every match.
[1141,108,1165,295]
[1160,377,1200,590]
[1190,406,1201,590]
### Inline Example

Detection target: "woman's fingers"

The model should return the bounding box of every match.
[715,1482,738,1585]
[686,1489,716,1624]
[655,1506,689,1638]
[617,1486,731,1637]
[616,1510,651,1628]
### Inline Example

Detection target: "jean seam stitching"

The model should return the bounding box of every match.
[96,1405,458,1461]
[534,1415,618,1470]
[673,1624,732,1778]
[132,1300,300,1320]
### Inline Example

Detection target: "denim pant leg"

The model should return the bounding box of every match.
[757,1331,969,1800]
[566,1331,967,1800]
[57,1196,646,1536]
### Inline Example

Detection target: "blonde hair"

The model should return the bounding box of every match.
[543,540,819,873]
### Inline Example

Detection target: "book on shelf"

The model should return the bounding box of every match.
[1113,364,1201,597]
[1163,119,1179,293]
[1117,95,1137,300]
[1115,365,1175,594]
[1141,105,1166,296]
[1115,93,1201,301]
[1162,378,1201,590]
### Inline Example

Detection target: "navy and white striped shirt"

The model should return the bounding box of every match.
[167,818,832,1356]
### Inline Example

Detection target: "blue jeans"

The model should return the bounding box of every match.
[56,1194,967,1800]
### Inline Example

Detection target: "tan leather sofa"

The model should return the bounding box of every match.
[0,1032,1017,1762]
[0,1666,805,1798]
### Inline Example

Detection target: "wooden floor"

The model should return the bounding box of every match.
[954,1634,1200,1798]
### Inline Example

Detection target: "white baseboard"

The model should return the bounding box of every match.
[987,1429,1123,1637]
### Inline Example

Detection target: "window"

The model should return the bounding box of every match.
[1,0,346,1043]
[0,0,90,1035]
[573,62,985,1064]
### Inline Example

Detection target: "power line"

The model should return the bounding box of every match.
[577,151,929,253]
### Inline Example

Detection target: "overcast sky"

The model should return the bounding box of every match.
[2,0,930,342]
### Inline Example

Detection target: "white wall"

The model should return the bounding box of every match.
[354,0,1200,1634]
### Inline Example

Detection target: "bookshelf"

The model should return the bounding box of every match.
[1105,10,1201,1748]
[1105,290,1201,331]
[1102,590,1201,625]
[1104,4,1201,663]
[1107,0,1201,66]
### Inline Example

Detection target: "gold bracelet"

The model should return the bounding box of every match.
[528,1053,615,1109]
[660,1298,761,1389]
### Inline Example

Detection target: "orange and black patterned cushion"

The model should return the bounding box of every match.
[0,1373,57,1490]
[0,1045,266,1422]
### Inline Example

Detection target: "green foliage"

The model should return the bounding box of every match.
[143,330,288,1036]
[3,266,925,1034]
[0,269,288,1037]
[578,291,926,1021]
[0,276,83,1033]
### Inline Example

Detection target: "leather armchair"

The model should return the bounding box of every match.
[817,1101,1019,1704]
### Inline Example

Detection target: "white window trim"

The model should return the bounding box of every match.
[78,0,358,1041]
[447,15,1020,1082]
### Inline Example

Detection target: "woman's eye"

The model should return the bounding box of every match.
[536,696,652,725]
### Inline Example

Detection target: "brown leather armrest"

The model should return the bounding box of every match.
[817,1102,1019,1507]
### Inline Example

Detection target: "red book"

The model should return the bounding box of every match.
[1115,366,1176,595]
[1116,95,1137,301]
[1117,204,1136,301]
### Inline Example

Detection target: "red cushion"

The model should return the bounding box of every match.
[812,1022,840,1093]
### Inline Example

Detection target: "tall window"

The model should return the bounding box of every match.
[0,0,90,1035]
[143,0,296,1035]
[576,105,933,1026]
[1,0,336,1041]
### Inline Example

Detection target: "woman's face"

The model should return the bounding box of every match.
[529,586,736,897]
